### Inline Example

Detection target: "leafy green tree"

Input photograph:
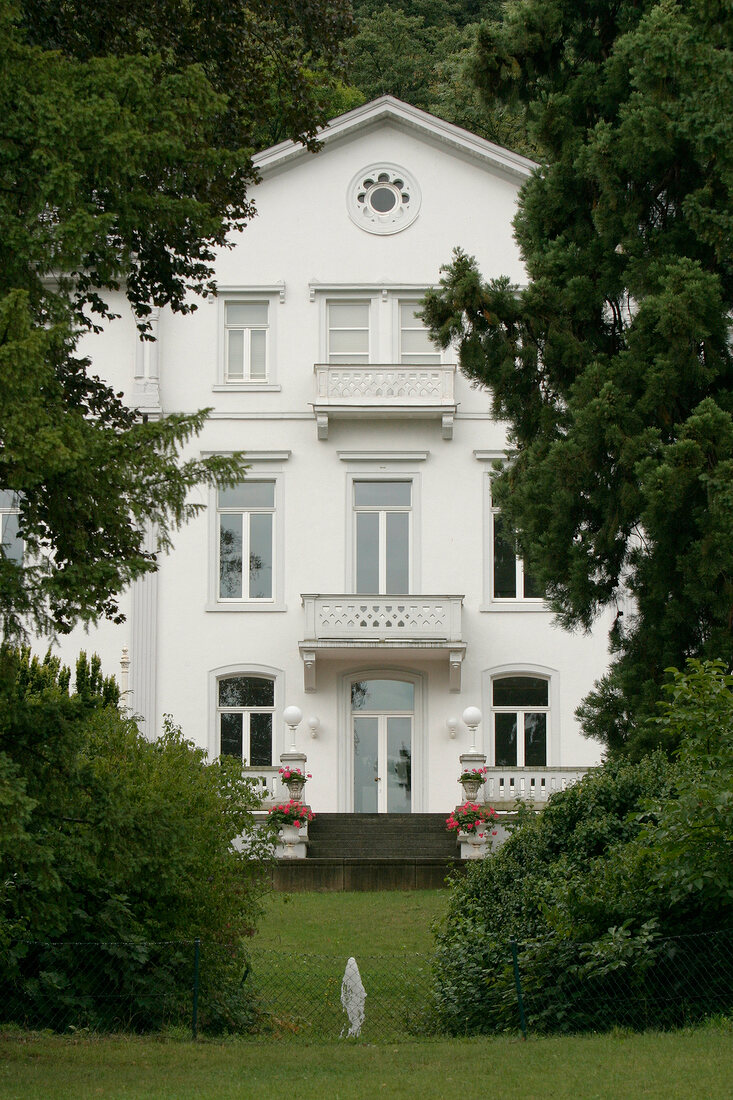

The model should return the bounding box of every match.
[344,6,443,107]
[422,0,733,756]
[344,3,535,155]
[0,647,270,1030]
[0,0,350,640]
[433,660,733,1035]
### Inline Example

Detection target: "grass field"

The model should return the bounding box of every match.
[246,890,448,1040]
[2,1023,732,1099]
[254,888,448,954]
[4,893,731,1095]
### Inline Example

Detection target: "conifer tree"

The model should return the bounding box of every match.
[423,0,733,756]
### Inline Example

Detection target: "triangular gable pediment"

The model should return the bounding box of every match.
[253,96,537,182]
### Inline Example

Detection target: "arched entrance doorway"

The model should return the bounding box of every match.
[351,678,413,813]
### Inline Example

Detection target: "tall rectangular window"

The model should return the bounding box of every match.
[218,675,274,766]
[354,481,411,594]
[225,301,268,382]
[328,301,370,364]
[492,511,543,600]
[399,302,441,364]
[0,491,23,564]
[218,481,275,600]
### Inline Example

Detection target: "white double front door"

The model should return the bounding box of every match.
[351,678,413,813]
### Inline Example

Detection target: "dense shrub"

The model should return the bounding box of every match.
[433,661,733,1034]
[0,647,271,1032]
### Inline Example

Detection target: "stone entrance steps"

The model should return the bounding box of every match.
[306,813,457,859]
[272,856,464,892]
[270,813,463,891]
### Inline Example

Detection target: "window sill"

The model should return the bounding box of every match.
[479,601,549,613]
[206,602,287,613]
[213,383,281,392]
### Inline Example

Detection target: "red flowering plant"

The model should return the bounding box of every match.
[268,800,315,829]
[278,767,312,782]
[458,766,488,784]
[446,801,497,836]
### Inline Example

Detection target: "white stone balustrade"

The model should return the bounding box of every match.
[299,594,465,691]
[302,594,463,641]
[313,363,457,439]
[484,767,590,804]
[243,767,279,801]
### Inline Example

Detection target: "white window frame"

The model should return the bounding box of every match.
[0,491,23,564]
[206,457,288,612]
[323,296,376,364]
[342,464,424,595]
[216,288,282,391]
[208,664,284,783]
[479,468,547,611]
[484,664,559,766]
[394,298,442,365]
[353,480,412,595]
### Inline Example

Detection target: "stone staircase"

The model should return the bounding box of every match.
[272,813,464,892]
[307,813,457,859]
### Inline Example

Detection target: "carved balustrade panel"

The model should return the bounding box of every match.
[315,364,455,405]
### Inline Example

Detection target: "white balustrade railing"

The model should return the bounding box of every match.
[314,363,455,405]
[244,767,278,799]
[483,767,590,803]
[312,364,457,438]
[302,594,464,642]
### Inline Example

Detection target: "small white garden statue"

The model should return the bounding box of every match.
[340,956,366,1038]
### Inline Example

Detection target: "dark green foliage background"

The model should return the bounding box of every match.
[0,0,350,641]
[433,662,733,1034]
[422,1,733,755]
[0,648,271,1032]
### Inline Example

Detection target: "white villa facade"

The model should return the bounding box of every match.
[25,98,612,814]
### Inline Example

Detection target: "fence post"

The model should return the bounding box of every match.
[510,939,527,1040]
[192,938,200,1041]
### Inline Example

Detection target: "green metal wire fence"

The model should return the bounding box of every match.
[2,928,731,1040]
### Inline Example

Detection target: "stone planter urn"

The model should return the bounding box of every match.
[283,776,306,801]
[460,776,483,801]
[278,822,304,858]
[459,829,489,860]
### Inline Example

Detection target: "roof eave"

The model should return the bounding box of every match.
[253,96,537,181]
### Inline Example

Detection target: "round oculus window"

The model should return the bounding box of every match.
[347,163,421,235]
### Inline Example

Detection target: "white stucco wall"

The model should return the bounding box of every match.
[41,103,611,813]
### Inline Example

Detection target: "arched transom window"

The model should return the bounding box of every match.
[492,675,549,767]
[217,675,274,766]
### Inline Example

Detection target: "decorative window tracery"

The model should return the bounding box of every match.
[347,164,421,235]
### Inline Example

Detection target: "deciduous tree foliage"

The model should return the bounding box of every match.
[433,661,733,1035]
[0,647,271,1031]
[0,0,350,639]
[423,0,733,756]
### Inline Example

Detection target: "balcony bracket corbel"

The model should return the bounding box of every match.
[302,650,316,692]
[449,649,463,692]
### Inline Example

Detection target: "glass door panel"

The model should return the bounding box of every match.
[353,717,379,812]
[387,716,412,813]
[385,512,409,593]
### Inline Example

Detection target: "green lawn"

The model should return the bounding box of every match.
[245,891,448,1040]
[254,889,448,954]
[2,1025,732,1099]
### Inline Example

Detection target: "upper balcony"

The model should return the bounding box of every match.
[312,363,457,440]
[299,593,465,692]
